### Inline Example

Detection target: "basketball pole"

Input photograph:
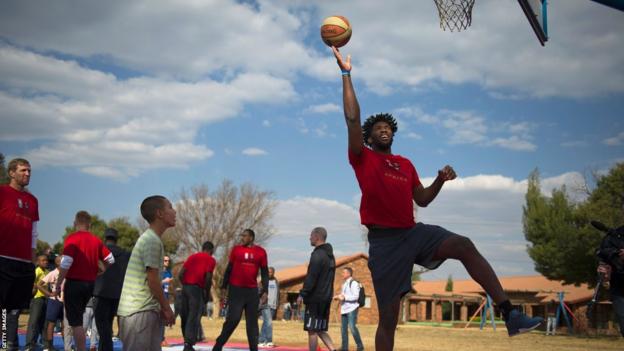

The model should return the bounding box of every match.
[555,292,573,335]
[464,298,487,329]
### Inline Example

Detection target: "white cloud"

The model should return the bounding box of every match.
[272,196,363,239]
[489,136,537,151]
[25,142,213,181]
[267,196,365,268]
[0,0,330,80]
[441,110,488,144]
[405,132,422,140]
[262,120,271,127]
[405,108,537,151]
[0,45,294,179]
[561,140,588,148]
[603,131,624,146]
[242,147,268,156]
[305,103,341,114]
[2,1,622,100]
[311,0,624,98]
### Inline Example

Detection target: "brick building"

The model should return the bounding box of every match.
[409,275,618,334]
[274,252,379,324]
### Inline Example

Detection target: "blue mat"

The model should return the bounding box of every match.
[15,333,123,350]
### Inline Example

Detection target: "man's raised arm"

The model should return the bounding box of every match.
[332,46,363,155]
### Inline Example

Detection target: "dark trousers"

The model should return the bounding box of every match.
[94,296,119,351]
[4,309,20,350]
[180,284,204,345]
[25,296,47,347]
[613,294,624,337]
[213,286,259,351]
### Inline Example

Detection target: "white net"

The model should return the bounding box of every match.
[433,0,476,32]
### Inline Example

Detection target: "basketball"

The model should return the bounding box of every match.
[320,16,352,48]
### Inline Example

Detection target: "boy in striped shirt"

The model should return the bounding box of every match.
[117,195,176,350]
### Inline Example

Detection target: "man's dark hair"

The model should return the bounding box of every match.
[362,113,398,146]
[202,241,214,252]
[343,267,353,276]
[75,210,92,226]
[244,228,255,239]
[140,195,168,224]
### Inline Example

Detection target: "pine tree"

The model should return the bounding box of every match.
[523,164,624,286]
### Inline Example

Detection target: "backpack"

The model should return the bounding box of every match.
[349,280,366,308]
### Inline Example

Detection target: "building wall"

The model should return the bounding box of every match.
[277,256,379,324]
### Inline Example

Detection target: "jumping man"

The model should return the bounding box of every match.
[332,46,543,351]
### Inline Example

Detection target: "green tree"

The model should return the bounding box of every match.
[441,274,454,320]
[523,165,624,286]
[107,217,141,252]
[52,241,64,254]
[445,274,453,292]
[36,239,51,256]
[0,153,9,185]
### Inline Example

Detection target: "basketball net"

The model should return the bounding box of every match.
[433,0,475,32]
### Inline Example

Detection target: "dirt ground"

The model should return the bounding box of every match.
[164,317,622,351]
[19,315,623,351]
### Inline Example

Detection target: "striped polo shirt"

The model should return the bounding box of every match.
[117,228,164,316]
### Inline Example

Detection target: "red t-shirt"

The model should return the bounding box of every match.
[0,185,39,261]
[182,252,216,288]
[228,245,267,288]
[349,147,421,228]
[63,231,111,282]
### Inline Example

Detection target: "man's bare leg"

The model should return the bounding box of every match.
[375,298,401,351]
[308,332,319,351]
[433,235,507,304]
[318,331,336,350]
[73,325,87,351]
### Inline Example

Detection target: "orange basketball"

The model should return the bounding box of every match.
[320,16,352,48]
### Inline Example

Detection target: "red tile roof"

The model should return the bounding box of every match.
[413,275,595,304]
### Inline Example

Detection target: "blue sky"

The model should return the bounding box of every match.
[1,0,623,280]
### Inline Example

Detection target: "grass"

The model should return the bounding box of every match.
[19,315,623,350]
[163,317,623,351]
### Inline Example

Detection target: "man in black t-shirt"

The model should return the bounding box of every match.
[93,228,130,351]
[597,225,624,337]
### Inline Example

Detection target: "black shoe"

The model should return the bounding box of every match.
[183,343,196,351]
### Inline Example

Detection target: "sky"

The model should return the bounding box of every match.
[1,0,623,281]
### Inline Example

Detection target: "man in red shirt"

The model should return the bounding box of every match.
[178,241,216,351]
[0,158,39,351]
[55,211,115,351]
[213,229,268,351]
[332,47,543,350]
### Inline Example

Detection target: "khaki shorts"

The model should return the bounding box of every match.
[119,310,162,350]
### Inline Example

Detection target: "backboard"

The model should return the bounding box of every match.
[518,0,548,46]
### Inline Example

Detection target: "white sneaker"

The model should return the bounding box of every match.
[258,342,267,347]
[266,342,275,347]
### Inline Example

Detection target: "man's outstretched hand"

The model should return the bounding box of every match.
[332,46,351,72]
[438,165,457,182]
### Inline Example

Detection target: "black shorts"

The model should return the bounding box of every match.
[303,300,331,332]
[64,279,94,326]
[368,223,455,308]
[0,256,35,310]
[46,299,64,322]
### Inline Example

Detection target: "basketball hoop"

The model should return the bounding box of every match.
[433,0,475,32]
